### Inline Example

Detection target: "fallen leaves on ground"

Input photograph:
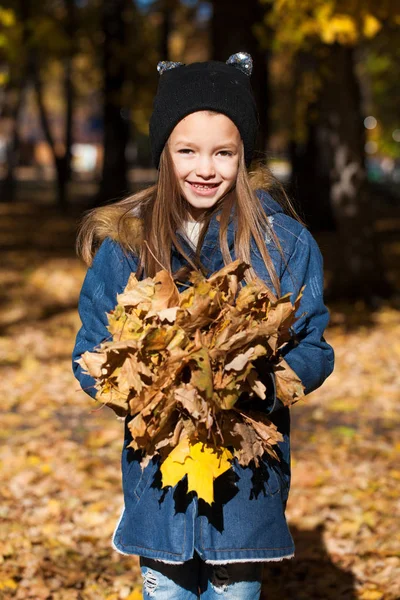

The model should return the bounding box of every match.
[0,203,399,599]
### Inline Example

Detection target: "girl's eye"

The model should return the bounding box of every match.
[178,148,194,154]
[218,150,233,157]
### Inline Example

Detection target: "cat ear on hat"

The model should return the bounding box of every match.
[226,52,253,76]
[157,61,185,75]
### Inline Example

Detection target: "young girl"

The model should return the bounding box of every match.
[73,52,334,599]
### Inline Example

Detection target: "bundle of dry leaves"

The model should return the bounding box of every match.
[78,260,304,503]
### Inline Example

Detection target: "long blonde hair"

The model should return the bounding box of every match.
[76,142,301,299]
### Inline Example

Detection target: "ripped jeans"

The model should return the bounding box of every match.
[140,554,263,599]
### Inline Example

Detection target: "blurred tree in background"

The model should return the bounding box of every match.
[360,22,400,159]
[259,0,400,297]
[99,0,132,203]
[0,0,78,208]
[210,0,271,154]
[0,4,25,201]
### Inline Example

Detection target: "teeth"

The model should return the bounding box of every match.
[191,183,217,189]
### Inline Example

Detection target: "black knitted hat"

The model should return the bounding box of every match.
[149,52,259,168]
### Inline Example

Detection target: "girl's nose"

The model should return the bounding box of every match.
[195,156,216,179]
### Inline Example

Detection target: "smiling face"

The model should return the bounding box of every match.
[168,111,241,220]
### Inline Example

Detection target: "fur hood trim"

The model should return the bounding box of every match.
[94,206,144,252]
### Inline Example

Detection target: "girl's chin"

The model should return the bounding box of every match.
[186,197,219,212]
[181,187,236,219]
[182,188,221,206]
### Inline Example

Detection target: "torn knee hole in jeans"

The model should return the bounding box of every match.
[211,566,230,593]
[143,570,158,596]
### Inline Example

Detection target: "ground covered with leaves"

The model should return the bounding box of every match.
[1,200,399,599]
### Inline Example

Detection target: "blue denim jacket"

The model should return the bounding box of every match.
[72,190,334,563]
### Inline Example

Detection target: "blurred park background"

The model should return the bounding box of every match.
[0,1,399,599]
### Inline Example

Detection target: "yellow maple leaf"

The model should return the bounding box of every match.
[160,437,233,504]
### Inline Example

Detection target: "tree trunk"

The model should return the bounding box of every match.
[291,43,391,299]
[63,0,75,189]
[33,65,70,210]
[25,0,76,211]
[159,0,175,61]
[289,94,336,230]
[0,82,27,202]
[210,0,271,158]
[98,0,131,205]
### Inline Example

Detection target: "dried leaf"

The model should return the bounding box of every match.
[76,350,107,379]
[95,383,129,417]
[242,411,284,446]
[142,326,177,351]
[174,386,212,424]
[117,275,155,311]
[152,270,180,310]
[154,306,179,323]
[246,369,267,399]
[117,354,147,396]
[188,348,214,400]
[219,415,265,466]
[224,347,256,371]
[274,359,305,406]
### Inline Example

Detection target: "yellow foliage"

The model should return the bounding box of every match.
[0,8,16,27]
[0,71,8,87]
[266,0,389,49]
[160,437,233,505]
[363,14,382,38]
[320,15,357,45]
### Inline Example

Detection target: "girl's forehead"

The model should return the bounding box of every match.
[170,111,240,141]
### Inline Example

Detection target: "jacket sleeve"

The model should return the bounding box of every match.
[265,227,334,414]
[280,228,334,390]
[72,238,135,399]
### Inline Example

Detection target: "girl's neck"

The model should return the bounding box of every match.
[187,207,204,222]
